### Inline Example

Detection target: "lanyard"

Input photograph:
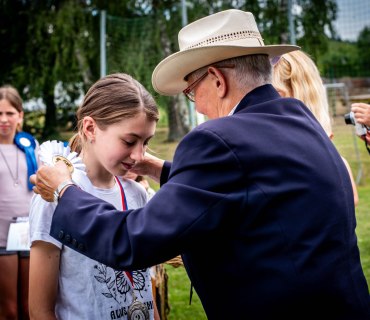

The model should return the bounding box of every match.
[114,176,128,211]
[114,176,134,284]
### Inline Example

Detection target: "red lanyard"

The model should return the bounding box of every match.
[114,177,134,283]
[114,176,128,211]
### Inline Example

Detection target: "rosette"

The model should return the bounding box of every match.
[38,141,94,201]
[39,140,85,173]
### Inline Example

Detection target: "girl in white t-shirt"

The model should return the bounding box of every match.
[28,73,160,320]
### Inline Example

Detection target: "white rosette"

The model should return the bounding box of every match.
[38,140,93,199]
[39,140,85,172]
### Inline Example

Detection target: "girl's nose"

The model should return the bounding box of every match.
[130,144,145,161]
[0,113,8,122]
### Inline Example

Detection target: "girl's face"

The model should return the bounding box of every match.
[89,112,156,177]
[0,99,23,144]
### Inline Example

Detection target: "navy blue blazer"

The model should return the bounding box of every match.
[51,84,370,319]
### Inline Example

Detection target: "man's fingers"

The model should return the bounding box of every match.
[29,174,36,185]
[32,185,39,194]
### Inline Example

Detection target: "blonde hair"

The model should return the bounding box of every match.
[0,85,24,132]
[272,51,332,136]
[70,73,159,153]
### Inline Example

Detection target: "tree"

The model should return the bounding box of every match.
[295,0,337,61]
[318,40,358,78]
[0,0,99,140]
[0,0,340,141]
[20,0,98,139]
[357,27,370,77]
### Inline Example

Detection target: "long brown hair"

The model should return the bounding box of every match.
[70,73,159,153]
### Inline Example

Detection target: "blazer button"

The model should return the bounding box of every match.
[65,234,71,243]
[78,243,85,251]
[58,230,64,240]
[72,239,78,247]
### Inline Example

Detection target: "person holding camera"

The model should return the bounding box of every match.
[30,9,370,319]
[351,102,370,144]
[272,50,359,206]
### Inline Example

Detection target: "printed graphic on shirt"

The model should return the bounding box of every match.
[94,263,150,303]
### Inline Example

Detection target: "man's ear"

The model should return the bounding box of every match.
[208,66,227,99]
[82,116,96,143]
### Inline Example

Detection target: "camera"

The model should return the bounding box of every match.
[344,111,368,136]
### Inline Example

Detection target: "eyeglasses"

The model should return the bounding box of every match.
[183,64,235,102]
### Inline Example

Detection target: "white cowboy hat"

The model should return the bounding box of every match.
[152,9,300,96]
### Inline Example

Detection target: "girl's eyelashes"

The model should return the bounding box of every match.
[123,140,135,146]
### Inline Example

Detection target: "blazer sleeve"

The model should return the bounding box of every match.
[160,161,172,186]
[50,126,245,270]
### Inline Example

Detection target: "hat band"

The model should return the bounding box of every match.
[184,30,264,50]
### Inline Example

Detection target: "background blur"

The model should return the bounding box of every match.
[1,0,369,142]
[2,1,370,319]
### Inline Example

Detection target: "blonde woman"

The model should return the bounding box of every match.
[272,50,359,205]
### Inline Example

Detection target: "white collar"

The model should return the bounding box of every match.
[228,103,239,116]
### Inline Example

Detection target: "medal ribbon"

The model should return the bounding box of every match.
[114,176,128,211]
[114,176,133,284]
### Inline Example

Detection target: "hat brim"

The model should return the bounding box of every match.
[152,44,300,96]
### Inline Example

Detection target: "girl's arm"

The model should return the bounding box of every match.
[153,298,161,320]
[29,241,60,320]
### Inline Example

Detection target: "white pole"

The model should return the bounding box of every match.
[181,0,199,128]
[100,10,107,77]
[288,0,296,45]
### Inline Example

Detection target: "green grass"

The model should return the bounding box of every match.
[165,266,207,320]
[150,117,370,319]
[356,186,370,282]
[332,117,370,284]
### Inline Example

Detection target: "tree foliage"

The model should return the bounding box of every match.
[357,27,370,77]
[0,0,368,141]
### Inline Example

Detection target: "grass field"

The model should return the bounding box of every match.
[149,116,370,319]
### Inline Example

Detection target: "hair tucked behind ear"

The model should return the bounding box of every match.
[69,73,159,153]
[272,51,332,136]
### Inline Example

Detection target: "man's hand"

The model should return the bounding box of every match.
[29,161,72,202]
[129,152,165,183]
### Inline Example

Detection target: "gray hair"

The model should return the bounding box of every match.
[191,54,272,92]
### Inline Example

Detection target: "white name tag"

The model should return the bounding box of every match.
[6,217,30,251]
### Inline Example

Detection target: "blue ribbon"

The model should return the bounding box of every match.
[14,132,38,191]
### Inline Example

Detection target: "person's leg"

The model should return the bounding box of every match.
[0,251,19,319]
[19,251,30,320]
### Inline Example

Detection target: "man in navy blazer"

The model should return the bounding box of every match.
[32,9,370,319]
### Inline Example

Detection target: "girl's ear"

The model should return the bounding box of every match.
[82,116,96,143]
[17,111,24,131]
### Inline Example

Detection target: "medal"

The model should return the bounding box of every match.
[127,297,149,320]
[52,155,75,173]
[38,140,85,174]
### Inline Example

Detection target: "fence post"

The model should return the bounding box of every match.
[100,10,107,78]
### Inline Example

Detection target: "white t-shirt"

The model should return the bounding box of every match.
[29,174,156,320]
